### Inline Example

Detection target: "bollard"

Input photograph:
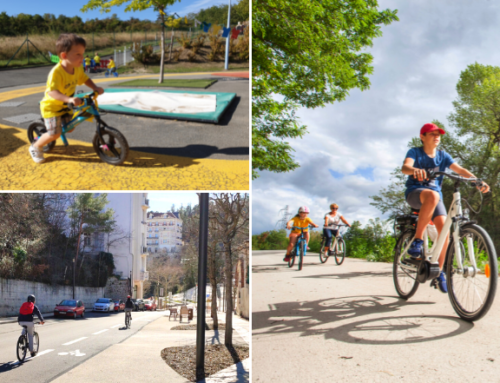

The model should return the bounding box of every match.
[114,49,117,66]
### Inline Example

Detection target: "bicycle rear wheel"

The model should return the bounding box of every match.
[393,231,419,299]
[335,238,346,265]
[17,335,27,362]
[298,243,304,271]
[319,238,329,263]
[288,247,296,268]
[93,126,129,165]
[125,313,130,329]
[446,224,498,322]
[27,122,56,152]
[32,332,39,354]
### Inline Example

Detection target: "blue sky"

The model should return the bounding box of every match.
[148,192,199,212]
[2,0,232,20]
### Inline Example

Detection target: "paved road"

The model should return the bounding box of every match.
[0,310,163,383]
[253,250,500,383]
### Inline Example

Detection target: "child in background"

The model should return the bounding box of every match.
[284,206,319,262]
[84,55,91,73]
[29,33,104,163]
[106,58,117,76]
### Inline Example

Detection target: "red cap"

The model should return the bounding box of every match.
[420,123,445,135]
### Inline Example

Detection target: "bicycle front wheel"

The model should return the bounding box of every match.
[319,238,328,263]
[335,238,346,265]
[288,248,296,268]
[93,126,129,165]
[17,335,27,362]
[393,231,419,299]
[125,314,130,329]
[27,122,56,152]
[446,224,498,322]
[298,244,304,271]
[32,332,39,353]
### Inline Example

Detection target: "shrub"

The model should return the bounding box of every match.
[131,45,160,68]
[177,32,192,49]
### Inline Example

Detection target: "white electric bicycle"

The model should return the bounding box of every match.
[393,171,498,322]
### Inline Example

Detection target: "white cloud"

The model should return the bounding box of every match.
[253,0,500,234]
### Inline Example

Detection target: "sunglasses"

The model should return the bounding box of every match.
[331,208,338,210]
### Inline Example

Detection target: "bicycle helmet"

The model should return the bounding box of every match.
[27,294,36,303]
[127,295,131,298]
[298,206,310,213]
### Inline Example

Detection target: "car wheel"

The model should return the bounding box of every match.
[74,312,77,319]
[81,310,85,318]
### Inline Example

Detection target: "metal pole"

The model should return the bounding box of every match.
[73,257,76,299]
[124,46,126,66]
[224,0,231,70]
[93,32,95,57]
[26,33,29,64]
[196,194,209,381]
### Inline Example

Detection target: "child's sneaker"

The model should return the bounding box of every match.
[306,246,310,251]
[407,238,424,259]
[283,254,291,262]
[29,144,45,164]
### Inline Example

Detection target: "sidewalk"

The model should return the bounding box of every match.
[49,310,249,383]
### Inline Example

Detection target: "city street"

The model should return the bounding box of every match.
[0,310,163,382]
[253,250,500,382]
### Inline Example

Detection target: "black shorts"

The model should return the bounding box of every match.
[406,189,447,220]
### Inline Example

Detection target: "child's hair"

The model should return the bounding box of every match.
[56,34,86,55]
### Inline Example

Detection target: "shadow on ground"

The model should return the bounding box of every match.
[253,295,473,345]
[130,144,248,159]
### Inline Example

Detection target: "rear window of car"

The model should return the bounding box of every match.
[96,298,110,303]
[59,300,76,306]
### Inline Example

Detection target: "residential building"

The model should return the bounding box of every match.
[146,211,183,255]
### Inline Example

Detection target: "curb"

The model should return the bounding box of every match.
[0,312,55,325]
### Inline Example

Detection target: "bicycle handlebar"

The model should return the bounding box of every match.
[427,170,484,187]
[289,225,315,231]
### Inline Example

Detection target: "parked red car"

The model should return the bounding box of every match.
[144,300,157,311]
[54,299,85,319]
[113,299,125,312]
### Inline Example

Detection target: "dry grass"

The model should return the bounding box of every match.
[0,30,204,61]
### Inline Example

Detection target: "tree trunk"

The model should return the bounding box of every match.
[224,241,233,346]
[159,11,165,83]
[209,245,218,329]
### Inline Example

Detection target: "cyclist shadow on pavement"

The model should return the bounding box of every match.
[0,360,27,373]
[294,270,394,280]
[130,145,248,161]
[40,145,201,169]
[0,126,27,158]
[253,295,473,345]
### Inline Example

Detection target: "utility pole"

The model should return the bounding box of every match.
[196,193,209,381]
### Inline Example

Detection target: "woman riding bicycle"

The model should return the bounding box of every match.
[323,203,351,255]
[284,206,319,262]
[402,123,490,293]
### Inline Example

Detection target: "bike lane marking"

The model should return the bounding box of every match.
[92,329,108,335]
[62,337,87,346]
[33,349,55,358]
[110,324,121,328]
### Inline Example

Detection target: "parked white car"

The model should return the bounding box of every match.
[93,298,114,312]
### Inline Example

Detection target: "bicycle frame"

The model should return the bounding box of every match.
[60,92,107,148]
[291,227,307,256]
[400,189,469,273]
[326,225,347,253]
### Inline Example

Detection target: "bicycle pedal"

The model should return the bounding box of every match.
[430,278,438,289]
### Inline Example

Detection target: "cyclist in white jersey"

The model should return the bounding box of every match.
[323,203,351,255]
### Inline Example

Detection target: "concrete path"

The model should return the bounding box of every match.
[253,250,500,383]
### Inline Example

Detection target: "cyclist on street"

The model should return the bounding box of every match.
[18,294,45,357]
[402,123,490,293]
[323,203,351,255]
[125,295,134,321]
[284,206,319,262]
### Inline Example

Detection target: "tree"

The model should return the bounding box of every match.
[66,193,116,297]
[210,193,249,346]
[369,168,411,219]
[252,0,398,178]
[81,0,180,83]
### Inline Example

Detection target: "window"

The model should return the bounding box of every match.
[84,233,91,247]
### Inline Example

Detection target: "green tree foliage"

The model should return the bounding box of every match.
[0,11,163,36]
[252,0,398,178]
[370,168,411,219]
[187,0,249,25]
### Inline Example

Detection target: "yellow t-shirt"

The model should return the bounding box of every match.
[84,57,91,65]
[94,55,100,64]
[40,63,89,118]
[289,216,314,233]
[108,60,115,69]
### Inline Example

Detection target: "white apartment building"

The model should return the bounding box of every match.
[101,193,150,299]
[146,212,183,254]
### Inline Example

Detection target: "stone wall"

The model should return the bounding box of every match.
[0,278,105,317]
[104,277,131,300]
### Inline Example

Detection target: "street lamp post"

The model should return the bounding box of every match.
[196,193,209,381]
[224,0,231,70]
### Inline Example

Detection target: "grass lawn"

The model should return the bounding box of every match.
[109,78,217,88]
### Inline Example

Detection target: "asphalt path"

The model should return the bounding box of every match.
[0,72,249,161]
[0,310,164,383]
[253,250,500,383]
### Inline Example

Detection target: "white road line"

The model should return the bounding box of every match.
[111,324,122,328]
[62,337,87,345]
[34,349,54,357]
[92,329,108,335]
